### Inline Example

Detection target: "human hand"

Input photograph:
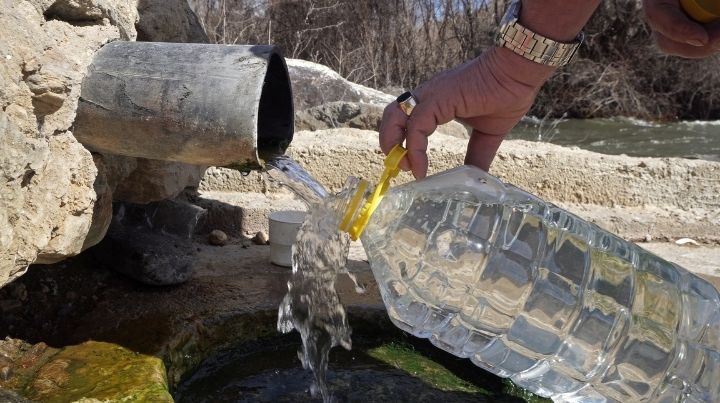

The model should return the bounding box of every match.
[379,47,553,178]
[644,0,720,58]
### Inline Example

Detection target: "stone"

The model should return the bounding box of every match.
[295,100,470,138]
[90,220,196,286]
[43,0,139,40]
[88,201,203,285]
[287,58,393,111]
[0,338,171,402]
[252,231,269,245]
[113,198,207,239]
[136,0,209,43]
[81,153,114,251]
[295,101,382,132]
[287,60,468,138]
[0,390,31,403]
[0,0,139,288]
[111,158,207,204]
[208,230,228,246]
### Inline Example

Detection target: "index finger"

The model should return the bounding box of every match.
[379,102,408,155]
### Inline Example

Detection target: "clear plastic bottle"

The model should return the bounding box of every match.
[339,161,720,403]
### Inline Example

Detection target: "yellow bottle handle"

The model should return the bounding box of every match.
[681,0,720,23]
[340,145,407,241]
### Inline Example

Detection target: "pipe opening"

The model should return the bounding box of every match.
[257,53,294,160]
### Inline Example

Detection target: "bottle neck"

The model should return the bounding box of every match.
[337,177,372,241]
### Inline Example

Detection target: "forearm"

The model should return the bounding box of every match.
[493,0,601,88]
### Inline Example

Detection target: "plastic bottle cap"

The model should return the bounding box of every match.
[681,0,720,22]
[340,145,407,241]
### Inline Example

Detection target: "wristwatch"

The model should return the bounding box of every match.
[496,0,584,67]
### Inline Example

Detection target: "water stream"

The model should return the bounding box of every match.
[511,117,720,161]
[269,157,363,402]
[266,156,329,205]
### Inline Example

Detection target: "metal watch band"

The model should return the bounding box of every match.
[496,21,584,67]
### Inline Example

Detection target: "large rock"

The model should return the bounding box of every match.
[109,158,207,204]
[0,0,138,287]
[136,0,209,43]
[89,198,206,286]
[287,58,394,111]
[0,338,172,402]
[0,0,211,287]
[288,60,469,138]
[295,100,470,139]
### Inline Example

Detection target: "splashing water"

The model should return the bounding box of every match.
[270,157,364,402]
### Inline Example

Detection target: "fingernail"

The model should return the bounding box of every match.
[687,39,704,47]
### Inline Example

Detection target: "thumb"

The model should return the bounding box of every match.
[644,0,709,45]
[465,129,506,172]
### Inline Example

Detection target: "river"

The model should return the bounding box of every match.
[508,117,720,162]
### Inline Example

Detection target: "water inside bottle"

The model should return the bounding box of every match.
[360,166,720,402]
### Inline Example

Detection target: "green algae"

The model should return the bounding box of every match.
[367,342,492,395]
[25,341,172,403]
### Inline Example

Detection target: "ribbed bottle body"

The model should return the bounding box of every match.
[360,166,720,402]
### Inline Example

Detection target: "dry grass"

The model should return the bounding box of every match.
[190,0,720,120]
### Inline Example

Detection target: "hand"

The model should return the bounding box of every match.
[379,47,553,178]
[644,0,720,58]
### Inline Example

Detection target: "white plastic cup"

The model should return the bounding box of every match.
[269,210,306,267]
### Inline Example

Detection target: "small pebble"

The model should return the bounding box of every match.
[252,231,269,245]
[209,230,228,246]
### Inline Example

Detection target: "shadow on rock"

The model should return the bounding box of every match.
[89,200,207,286]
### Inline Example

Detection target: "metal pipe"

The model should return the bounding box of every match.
[73,41,294,170]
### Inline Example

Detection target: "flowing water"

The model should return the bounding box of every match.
[510,117,720,162]
[270,158,364,402]
[266,156,329,205]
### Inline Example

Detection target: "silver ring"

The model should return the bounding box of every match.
[396,91,417,116]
